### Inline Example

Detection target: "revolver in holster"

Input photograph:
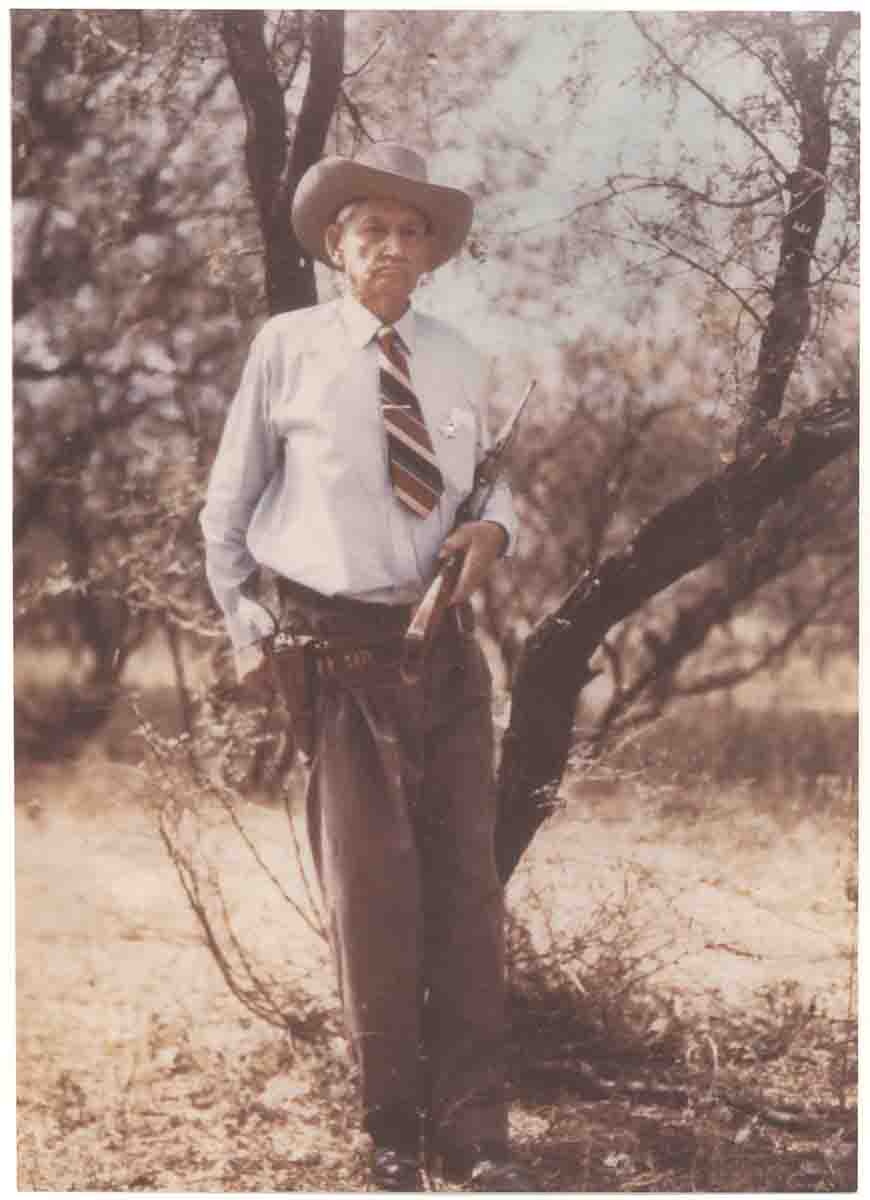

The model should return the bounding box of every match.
[264,630,318,762]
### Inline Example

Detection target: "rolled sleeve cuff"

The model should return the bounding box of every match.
[234,641,267,683]
[226,609,263,652]
[221,592,277,652]
[479,479,517,557]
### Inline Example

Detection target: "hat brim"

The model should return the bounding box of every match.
[291,157,474,270]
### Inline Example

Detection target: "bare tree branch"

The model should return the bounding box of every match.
[630,13,790,179]
[740,14,844,445]
[628,221,766,329]
[496,385,857,882]
[608,172,783,213]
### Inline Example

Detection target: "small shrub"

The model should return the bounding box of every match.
[506,880,690,1087]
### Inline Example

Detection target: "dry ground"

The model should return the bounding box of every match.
[15,731,857,1193]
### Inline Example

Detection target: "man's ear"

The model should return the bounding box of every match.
[324,224,343,268]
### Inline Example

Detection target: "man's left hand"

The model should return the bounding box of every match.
[438,520,508,605]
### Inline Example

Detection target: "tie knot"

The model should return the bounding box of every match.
[377,326,410,377]
[378,326,407,356]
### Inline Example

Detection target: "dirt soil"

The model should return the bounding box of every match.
[15,751,857,1193]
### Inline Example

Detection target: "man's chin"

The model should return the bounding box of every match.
[374,265,412,283]
[361,281,416,321]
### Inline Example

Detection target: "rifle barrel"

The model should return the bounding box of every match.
[494,379,536,451]
[401,377,536,679]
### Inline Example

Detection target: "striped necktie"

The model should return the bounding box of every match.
[377,326,444,518]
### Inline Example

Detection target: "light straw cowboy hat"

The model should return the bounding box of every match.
[291,143,474,270]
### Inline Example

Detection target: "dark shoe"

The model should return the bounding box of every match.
[441,1146,538,1193]
[370,1146,422,1192]
[465,1158,538,1192]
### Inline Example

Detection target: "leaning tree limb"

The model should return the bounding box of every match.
[495,386,857,883]
[497,13,858,882]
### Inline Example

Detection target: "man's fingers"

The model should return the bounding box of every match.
[450,546,485,604]
[442,521,506,603]
[438,528,472,559]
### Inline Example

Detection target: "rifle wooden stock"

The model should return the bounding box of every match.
[401,552,464,682]
[401,379,535,683]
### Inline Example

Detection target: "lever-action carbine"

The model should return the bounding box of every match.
[402,379,536,682]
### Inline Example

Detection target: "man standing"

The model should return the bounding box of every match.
[201,144,531,1191]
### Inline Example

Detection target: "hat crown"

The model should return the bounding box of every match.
[292,141,472,270]
[357,142,429,185]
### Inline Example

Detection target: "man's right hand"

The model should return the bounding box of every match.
[236,593,278,643]
[232,594,278,700]
[235,640,275,702]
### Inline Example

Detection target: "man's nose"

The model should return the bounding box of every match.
[384,228,409,255]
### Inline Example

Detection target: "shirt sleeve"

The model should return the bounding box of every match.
[200,325,281,649]
[472,355,518,557]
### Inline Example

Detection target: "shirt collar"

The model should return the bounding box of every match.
[340,292,417,354]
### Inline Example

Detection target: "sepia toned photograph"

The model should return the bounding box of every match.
[13,9,857,1193]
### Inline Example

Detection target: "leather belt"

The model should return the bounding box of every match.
[275,576,413,635]
[272,577,474,689]
[317,641,403,685]
[273,630,405,687]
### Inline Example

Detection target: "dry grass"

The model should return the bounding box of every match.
[15,753,363,1192]
[14,692,857,1193]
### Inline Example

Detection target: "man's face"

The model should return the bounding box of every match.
[325,198,434,323]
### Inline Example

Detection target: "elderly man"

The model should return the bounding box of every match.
[201,144,531,1191]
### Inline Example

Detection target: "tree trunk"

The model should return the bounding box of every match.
[495,389,857,882]
[496,15,856,881]
[738,14,849,447]
[222,10,344,316]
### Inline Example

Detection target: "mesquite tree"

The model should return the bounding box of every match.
[13,11,342,752]
[492,12,858,876]
[14,11,857,886]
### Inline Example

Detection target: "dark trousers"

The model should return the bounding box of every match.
[278,581,507,1162]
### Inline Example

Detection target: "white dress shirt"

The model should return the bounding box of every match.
[201,294,516,649]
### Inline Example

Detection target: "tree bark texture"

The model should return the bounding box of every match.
[495,388,857,883]
[740,14,854,444]
[222,10,344,316]
[496,13,857,881]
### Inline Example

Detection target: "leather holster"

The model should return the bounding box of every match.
[265,631,318,762]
